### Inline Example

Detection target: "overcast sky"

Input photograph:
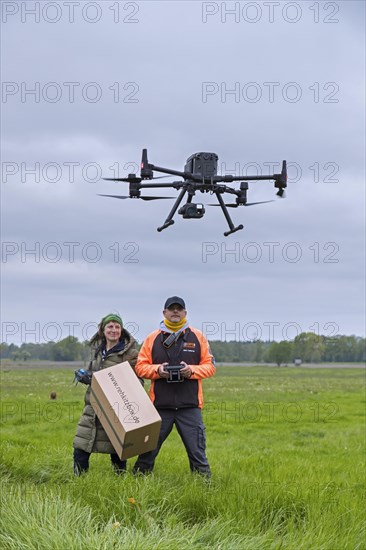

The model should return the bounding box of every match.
[1,0,365,345]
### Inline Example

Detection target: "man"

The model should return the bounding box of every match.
[133,296,215,476]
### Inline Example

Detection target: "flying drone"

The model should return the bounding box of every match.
[100,150,287,236]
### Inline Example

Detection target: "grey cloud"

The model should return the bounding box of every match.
[1,0,365,341]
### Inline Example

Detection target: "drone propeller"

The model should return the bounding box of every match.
[98,194,174,201]
[209,200,274,207]
[245,200,274,206]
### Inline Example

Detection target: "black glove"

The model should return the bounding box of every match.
[74,368,92,385]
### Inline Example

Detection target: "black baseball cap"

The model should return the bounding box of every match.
[164,296,186,309]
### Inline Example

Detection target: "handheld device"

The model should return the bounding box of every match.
[165,365,184,383]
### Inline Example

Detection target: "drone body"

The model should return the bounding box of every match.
[101,149,287,236]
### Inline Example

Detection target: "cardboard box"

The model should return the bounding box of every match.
[90,362,161,459]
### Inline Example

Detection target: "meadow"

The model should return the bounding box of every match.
[0,363,365,550]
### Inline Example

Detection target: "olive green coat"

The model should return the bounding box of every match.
[73,330,138,454]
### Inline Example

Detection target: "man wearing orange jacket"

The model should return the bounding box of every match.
[133,296,215,476]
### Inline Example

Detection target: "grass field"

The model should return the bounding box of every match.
[0,363,365,549]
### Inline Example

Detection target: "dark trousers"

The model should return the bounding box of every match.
[133,407,211,475]
[73,448,127,475]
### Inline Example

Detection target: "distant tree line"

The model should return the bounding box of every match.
[1,333,365,364]
[209,333,365,365]
[0,337,90,362]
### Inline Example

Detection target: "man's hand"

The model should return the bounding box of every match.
[158,362,170,379]
[179,361,193,379]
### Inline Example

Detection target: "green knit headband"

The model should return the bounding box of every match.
[101,314,123,328]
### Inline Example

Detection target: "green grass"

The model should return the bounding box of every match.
[0,365,365,549]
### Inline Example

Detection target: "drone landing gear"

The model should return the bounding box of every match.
[156,188,187,233]
[224,224,244,237]
[155,186,244,236]
[215,192,244,237]
[157,220,174,232]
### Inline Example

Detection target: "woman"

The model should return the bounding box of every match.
[73,313,138,475]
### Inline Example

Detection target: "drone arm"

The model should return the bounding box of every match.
[218,174,277,183]
[218,160,287,191]
[140,149,189,180]
[148,164,188,179]
[139,181,184,190]
[145,164,206,183]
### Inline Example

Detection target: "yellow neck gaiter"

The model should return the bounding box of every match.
[164,317,187,332]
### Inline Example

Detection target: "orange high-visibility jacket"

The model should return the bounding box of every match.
[135,326,215,409]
